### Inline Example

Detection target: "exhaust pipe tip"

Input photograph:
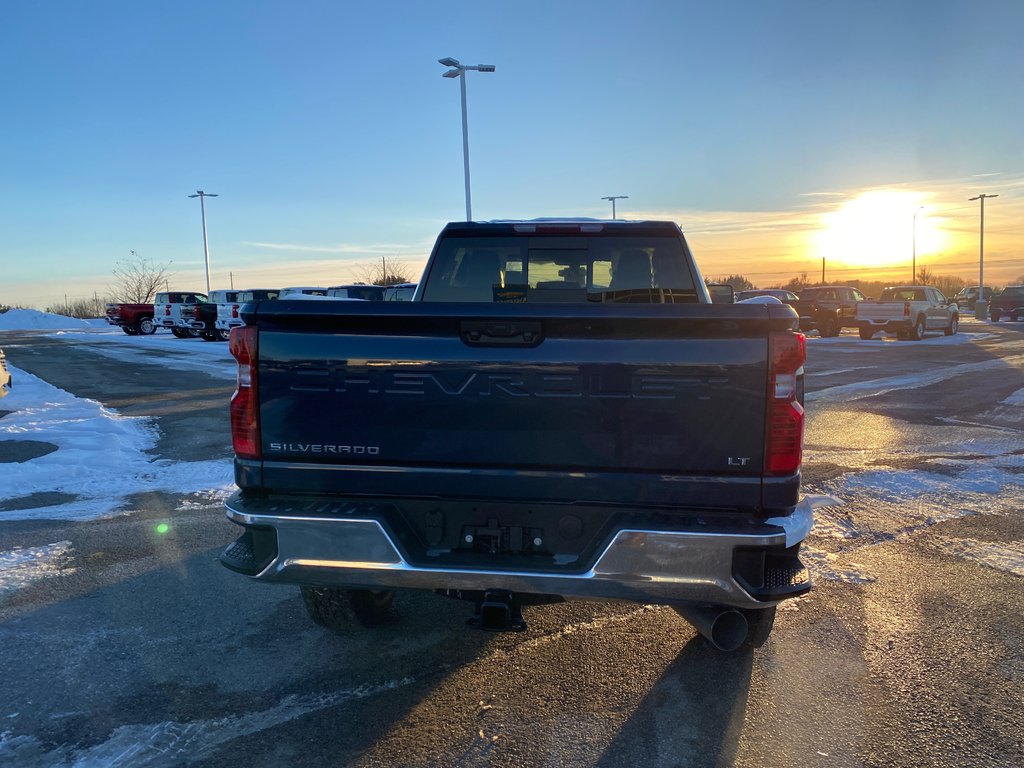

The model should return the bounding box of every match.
[675,605,749,652]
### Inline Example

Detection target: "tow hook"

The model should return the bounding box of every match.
[467,589,527,632]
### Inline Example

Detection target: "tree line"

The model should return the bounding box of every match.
[706,270,1024,299]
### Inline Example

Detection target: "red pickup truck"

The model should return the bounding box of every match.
[104,303,157,335]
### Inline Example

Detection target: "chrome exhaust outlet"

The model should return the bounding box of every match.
[675,605,749,652]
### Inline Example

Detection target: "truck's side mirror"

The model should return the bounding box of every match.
[707,284,735,304]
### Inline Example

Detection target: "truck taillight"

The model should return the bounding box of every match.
[231,304,240,319]
[765,331,805,476]
[165,305,171,316]
[903,302,910,318]
[193,305,201,320]
[229,326,260,459]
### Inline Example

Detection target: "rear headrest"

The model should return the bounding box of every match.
[611,249,652,290]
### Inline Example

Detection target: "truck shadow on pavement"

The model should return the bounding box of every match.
[595,637,754,768]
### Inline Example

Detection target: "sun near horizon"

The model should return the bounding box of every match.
[812,190,950,273]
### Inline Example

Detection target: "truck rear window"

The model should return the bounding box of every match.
[421,236,697,303]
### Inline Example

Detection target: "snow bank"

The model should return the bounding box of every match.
[0,309,93,330]
[0,365,233,520]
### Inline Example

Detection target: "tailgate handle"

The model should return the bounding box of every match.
[460,321,544,347]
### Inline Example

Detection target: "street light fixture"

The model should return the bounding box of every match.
[188,190,218,294]
[601,195,629,219]
[912,206,924,285]
[968,193,998,319]
[438,56,496,221]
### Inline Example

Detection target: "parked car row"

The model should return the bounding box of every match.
[735,284,966,341]
[105,283,417,341]
[989,285,1024,322]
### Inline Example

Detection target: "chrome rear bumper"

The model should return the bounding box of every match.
[224,496,815,608]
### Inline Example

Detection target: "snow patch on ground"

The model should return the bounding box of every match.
[840,466,1012,501]
[0,366,233,521]
[0,542,75,597]
[807,353,1024,404]
[0,309,93,331]
[0,679,415,767]
[806,331,994,347]
[928,537,1024,578]
[1001,388,1024,406]
[802,549,876,584]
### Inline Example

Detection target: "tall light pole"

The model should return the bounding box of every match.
[439,57,495,222]
[912,206,924,285]
[601,195,629,219]
[968,193,998,319]
[188,190,218,294]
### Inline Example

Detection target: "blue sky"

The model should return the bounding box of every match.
[2,0,1022,307]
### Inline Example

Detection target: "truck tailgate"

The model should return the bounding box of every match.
[857,302,905,321]
[245,302,800,511]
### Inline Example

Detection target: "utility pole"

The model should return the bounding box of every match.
[821,257,826,284]
[188,190,219,294]
[382,255,388,286]
[912,206,924,285]
[229,272,234,289]
[439,58,496,221]
[968,193,998,319]
[601,195,629,219]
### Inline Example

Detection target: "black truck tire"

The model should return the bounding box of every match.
[858,326,875,340]
[990,310,1001,322]
[137,317,156,335]
[944,315,958,336]
[171,328,188,339]
[201,331,218,342]
[818,316,838,338]
[742,606,776,648]
[217,329,231,341]
[301,586,395,629]
[911,316,926,340]
[122,326,138,336]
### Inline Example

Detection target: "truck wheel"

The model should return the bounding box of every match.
[858,326,875,340]
[122,326,138,336]
[910,316,925,341]
[944,315,958,336]
[186,329,201,338]
[990,311,1000,322]
[818,317,837,338]
[217,329,231,341]
[300,586,395,629]
[742,606,776,648]
[171,328,188,339]
[137,317,156,335]
[1012,312,1020,322]
[347,589,396,626]
[200,331,218,342]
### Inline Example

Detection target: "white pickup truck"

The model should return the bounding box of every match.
[855,285,959,340]
[154,291,208,338]
[217,289,280,338]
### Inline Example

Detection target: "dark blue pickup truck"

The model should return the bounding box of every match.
[220,220,813,651]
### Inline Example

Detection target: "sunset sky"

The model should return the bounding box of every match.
[2,0,1022,308]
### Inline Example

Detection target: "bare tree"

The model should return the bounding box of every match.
[349,257,416,287]
[110,250,174,303]
[705,274,754,291]
[46,297,105,318]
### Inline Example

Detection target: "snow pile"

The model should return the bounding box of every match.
[0,309,93,330]
[0,541,75,596]
[0,365,233,520]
